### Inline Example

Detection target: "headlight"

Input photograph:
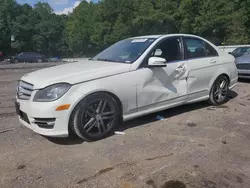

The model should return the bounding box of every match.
[33,83,71,102]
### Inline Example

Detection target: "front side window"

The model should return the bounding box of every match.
[150,37,182,62]
[92,38,156,63]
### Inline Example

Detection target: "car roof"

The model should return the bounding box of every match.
[20,52,40,54]
[132,34,202,39]
[235,47,250,49]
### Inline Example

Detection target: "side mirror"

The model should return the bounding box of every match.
[228,52,232,55]
[148,57,166,67]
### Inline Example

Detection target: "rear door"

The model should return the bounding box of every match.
[183,36,220,100]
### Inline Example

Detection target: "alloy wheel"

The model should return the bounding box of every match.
[213,77,228,103]
[81,99,115,136]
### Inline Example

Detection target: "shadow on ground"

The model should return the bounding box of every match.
[228,90,238,99]
[46,90,238,145]
[119,90,238,132]
[46,135,84,145]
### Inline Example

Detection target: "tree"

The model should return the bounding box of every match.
[1,0,250,57]
[226,10,249,45]
[66,1,96,55]
[0,0,20,54]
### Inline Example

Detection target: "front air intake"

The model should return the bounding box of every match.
[33,118,56,129]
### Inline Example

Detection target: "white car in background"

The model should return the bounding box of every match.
[16,34,238,141]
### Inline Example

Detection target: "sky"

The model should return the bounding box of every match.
[16,0,99,15]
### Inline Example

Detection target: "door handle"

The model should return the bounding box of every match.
[209,59,216,64]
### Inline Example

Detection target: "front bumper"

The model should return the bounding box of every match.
[15,85,85,137]
[16,99,70,137]
[229,77,238,90]
[238,69,250,79]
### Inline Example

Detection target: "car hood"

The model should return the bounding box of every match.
[21,60,131,89]
[236,55,250,64]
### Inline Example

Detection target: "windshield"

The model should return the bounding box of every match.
[232,47,250,55]
[92,38,156,63]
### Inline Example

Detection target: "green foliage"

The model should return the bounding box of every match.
[0,0,250,57]
[226,10,249,45]
[0,0,67,56]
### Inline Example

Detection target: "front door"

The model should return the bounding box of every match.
[136,37,188,110]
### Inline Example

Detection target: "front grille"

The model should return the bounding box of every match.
[17,81,34,100]
[236,63,250,70]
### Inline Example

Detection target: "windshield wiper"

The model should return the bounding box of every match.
[96,58,120,63]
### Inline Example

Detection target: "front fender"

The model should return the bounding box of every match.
[67,71,138,119]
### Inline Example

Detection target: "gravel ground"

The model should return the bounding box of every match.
[0,63,250,188]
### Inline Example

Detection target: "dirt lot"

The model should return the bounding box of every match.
[0,63,250,188]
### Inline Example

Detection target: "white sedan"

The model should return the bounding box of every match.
[16,34,238,141]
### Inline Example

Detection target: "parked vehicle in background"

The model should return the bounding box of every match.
[229,47,250,58]
[10,52,47,63]
[49,57,61,62]
[0,51,4,62]
[236,54,250,79]
[16,34,238,141]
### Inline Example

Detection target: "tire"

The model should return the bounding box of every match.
[37,58,42,63]
[209,75,229,106]
[69,92,121,141]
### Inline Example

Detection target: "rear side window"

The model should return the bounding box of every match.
[205,42,218,57]
[184,37,218,59]
[184,38,206,59]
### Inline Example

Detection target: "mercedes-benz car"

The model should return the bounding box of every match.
[16,34,238,141]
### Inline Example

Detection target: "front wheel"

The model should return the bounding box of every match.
[70,93,121,141]
[209,75,229,106]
